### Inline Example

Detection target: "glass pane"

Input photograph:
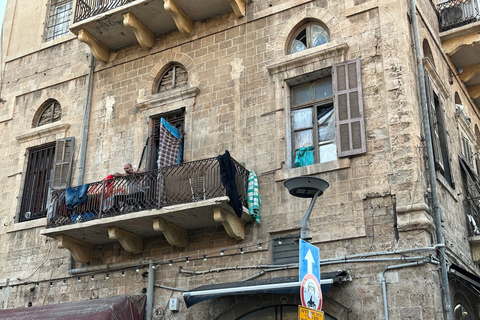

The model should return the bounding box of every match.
[319,142,337,163]
[293,129,313,151]
[292,108,313,130]
[292,83,313,105]
[314,77,333,99]
[317,106,335,142]
[289,39,307,54]
[311,25,329,47]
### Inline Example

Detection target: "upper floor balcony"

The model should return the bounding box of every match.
[69,0,246,63]
[437,0,480,109]
[40,156,252,263]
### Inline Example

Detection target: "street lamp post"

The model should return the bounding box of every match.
[284,176,329,241]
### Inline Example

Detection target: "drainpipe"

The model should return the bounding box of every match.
[77,53,95,185]
[146,262,156,320]
[381,260,431,320]
[410,1,453,319]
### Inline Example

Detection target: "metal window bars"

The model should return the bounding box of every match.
[47,157,249,228]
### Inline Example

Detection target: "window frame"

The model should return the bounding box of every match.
[36,100,62,127]
[287,22,330,55]
[44,0,73,42]
[157,65,188,93]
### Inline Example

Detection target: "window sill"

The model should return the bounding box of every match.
[15,123,70,143]
[436,171,458,202]
[7,218,47,233]
[274,158,350,182]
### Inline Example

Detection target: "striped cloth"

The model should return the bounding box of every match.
[157,118,182,167]
[247,170,261,223]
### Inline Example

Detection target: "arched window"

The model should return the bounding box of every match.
[35,99,62,127]
[288,22,329,54]
[423,39,435,68]
[157,65,188,92]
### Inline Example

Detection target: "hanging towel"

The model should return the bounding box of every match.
[157,118,182,167]
[65,184,89,210]
[218,150,243,218]
[294,146,314,168]
[247,170,261,223]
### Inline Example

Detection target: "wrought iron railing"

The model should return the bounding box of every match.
[437,0,480,31]
[46,157,249,228]
[74,0,136,23]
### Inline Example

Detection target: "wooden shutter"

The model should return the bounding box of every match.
[51,137,75,189]
[333,58,366,157]
[424,72,444,171]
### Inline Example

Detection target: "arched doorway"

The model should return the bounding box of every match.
[236,305,337,320]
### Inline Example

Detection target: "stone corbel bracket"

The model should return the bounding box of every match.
[153,218,187,247]
[459,63,480,83]
[123,12,155,49]
[469,84,480,100]
[56,235,93,263]
[78,29,110,63]
[442,33,480,56]
[108,226,143,254]
[226,0,245,18]
[164,0,194,36]
[469,236,480,263]
[213,207,245,240]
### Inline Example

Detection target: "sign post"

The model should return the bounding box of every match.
[299,239,322,311]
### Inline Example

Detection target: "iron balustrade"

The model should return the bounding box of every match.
[437,0,480,31]
[46,157,249,228]
[74,0,136,23]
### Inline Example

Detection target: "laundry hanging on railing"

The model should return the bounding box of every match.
[247,170,261,223]
[65,184,89,210]
[157,118,182,167]
[218,150,243,218]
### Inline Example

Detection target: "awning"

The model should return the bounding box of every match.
[183,270,350,308]
[449,264,480,292]
[0,295,146,320]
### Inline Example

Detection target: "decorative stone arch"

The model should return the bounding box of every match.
[422,38,435,68]
[29,89,69,128]
[274,7,342,59]
[150,51,199,94]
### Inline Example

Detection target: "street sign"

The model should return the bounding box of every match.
[299,239,322,309]
[300,274,322,310]
[298,305,324,320]
[299,239,320,281]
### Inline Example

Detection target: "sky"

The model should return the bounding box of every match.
[0,0,5,28]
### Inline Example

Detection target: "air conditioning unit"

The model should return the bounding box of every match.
[440,0,479,29]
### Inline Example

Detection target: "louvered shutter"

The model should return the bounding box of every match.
[425,72,444,171]
[333,58,366,157]
[51,137,75,189]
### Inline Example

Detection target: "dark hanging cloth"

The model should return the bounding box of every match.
[218,150,243,218]
[65,184,89,210]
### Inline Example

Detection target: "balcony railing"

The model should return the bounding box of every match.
[74,0,135,23]
[47,157,249,228]
[437,0,480,31]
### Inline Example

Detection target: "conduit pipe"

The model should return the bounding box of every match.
[381,260,430,320]
[146,262,155,320]
[410,0,453,319]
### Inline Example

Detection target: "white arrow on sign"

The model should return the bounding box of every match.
[305,249,315,275]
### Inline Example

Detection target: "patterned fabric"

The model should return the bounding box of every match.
[157,118,182,168]
[247,170,261,223]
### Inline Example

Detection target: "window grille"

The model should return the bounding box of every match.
[158,65,188,92]
[44,0,73,41]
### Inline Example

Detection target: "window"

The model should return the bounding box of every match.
[425,72,453,186]
[288,22,329,54]
[147,109,185,170]
[36,100,62,127]
[19,138,74,222]
[289,59,366,167]
[454,304,473,320]
[44,0,73,41]
[271,234,299,265]
[461,135,473,165]
[158,65,188,92]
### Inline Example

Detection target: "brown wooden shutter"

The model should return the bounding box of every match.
[333,58,366,157]
[51,137,75,189]
[424,72,444,171]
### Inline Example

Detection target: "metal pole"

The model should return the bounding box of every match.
[146,262,155,320]
[301,189,322,240]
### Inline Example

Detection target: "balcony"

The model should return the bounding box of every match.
[437,0,480,109]
[69,0,246,62]
[40,157,252,263]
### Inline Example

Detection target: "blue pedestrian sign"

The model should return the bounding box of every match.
[299,239,320,281]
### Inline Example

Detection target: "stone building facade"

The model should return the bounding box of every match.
[0,0,479,319]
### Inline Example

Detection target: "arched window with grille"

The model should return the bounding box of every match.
[288,22,330,54]
[157,65,188,92]
[35,99,62,127]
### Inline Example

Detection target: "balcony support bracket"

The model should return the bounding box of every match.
[459,63,480,83]
[78,29,110,63]
[123,12,155,49]
[153,218,187,247]
[213,207,245,240]
[108,226,143,254]
[469,84,480,100]
[442,33,480,56]
[164,0,194,36]
[227,0,246,18]
[56,235,93,263]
